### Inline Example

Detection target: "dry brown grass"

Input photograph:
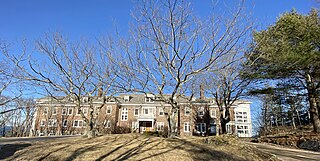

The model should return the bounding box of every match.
[1,134,277,161]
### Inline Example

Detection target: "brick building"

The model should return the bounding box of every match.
[31,94,252,137]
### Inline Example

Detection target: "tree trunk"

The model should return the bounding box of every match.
[168,110,177,138]
[306,73,320,133]
[86,121,95,138]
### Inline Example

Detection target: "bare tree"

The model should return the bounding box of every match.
[1,33,117,138]
[104,0,252,137]
[205,52,251,134]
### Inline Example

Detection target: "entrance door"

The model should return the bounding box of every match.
[140,121,153,132]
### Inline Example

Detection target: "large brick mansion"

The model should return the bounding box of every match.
[31,93,252,137]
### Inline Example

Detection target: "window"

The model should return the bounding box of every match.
[68,108,73,115]
[211,110,216,118]
[73,120,83,128]
[121,108,128,121]
[184,122,190,132]
[63,120,68,127]
[106,106,112,114]
[124,96,130,102]
[226,124,232,134]
[185,107,190,116]
[145,97,153,103]
[145,94,155,103]
[83,108,88,115]
[134,108,139,116]
[196,123,206,133]
[48,119,57,127]
[43,107,48,115]
[157,122,164,131]
[40,119,46,127]
[52,108,57,115]
[198,107,204,116]
[77,108,81,115]
[159,108,164,116]
[132,122,139,130]
[62,108,67,115]
[105,120,111,128]
[144,108,149,115]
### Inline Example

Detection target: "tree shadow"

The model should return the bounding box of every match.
[0,143,31,160]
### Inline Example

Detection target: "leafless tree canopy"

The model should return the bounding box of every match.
[102,0,252,137]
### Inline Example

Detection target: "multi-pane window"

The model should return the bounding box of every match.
[48,119,57,127]
[52,108,57,115]
[121,108,128,121]
[40,119,46,127]
[68,108,73,115]
[210,110,216,118]
[73,120,84,127]
[124,96,130,102]
[184,122,190,132]
[157,122,164,131]
[196,123,206,133]
[62,108,67,115]
[83,108,88,115]
[134,108,139,116]
[63,120,68,127]
[105,120,111,128]
[226,124,232,134]
[144,108,149,115]
[132,122,139,130]
[106,106,112,114]
[185,107,190,116]
[43,107,48,115]
[236,125,249,134]
[198,107,204,116]
[159,108,164,116]
[145,94,155,103]
[236,111,249,123]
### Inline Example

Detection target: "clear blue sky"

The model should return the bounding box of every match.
[0,0,318,42]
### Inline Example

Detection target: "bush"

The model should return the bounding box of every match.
[113,126,131,134]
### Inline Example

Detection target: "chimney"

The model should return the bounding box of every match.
[98,87,103,97]
[200,84,204,100]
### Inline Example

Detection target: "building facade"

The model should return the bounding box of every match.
[31,94,252,137]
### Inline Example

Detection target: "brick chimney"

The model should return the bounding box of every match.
[200,84,204,100]
[98,87,103,97]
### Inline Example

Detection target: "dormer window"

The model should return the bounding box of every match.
[145,94,155,103]
[198,107,204,116]
[124,96,130,102]
[82,97,88,103]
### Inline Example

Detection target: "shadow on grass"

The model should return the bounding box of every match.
[0,143,31,160]
[137,138,246,161]
[94,135,246,161]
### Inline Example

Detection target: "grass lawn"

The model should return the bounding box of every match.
[0,134,277,161]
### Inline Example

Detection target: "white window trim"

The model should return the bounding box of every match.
[184,122,190,132]
[198,107,204,116]
[83,107,88,115]
[121,108,128,121]
[105,120,111,128]
[48,119,57,127]
[68,108,73,115]
[40,119,46,127]
[73,120,84,128]
[158,108,164,116]
[106,106,112,115]
[185,107,190,116]
[43,107,48,115]
[62,120,68,127]
[211,110,216,118]
[62,108,67,115]
[157,122,164,131]
[52,107,57,115]
[134,108,139,116]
